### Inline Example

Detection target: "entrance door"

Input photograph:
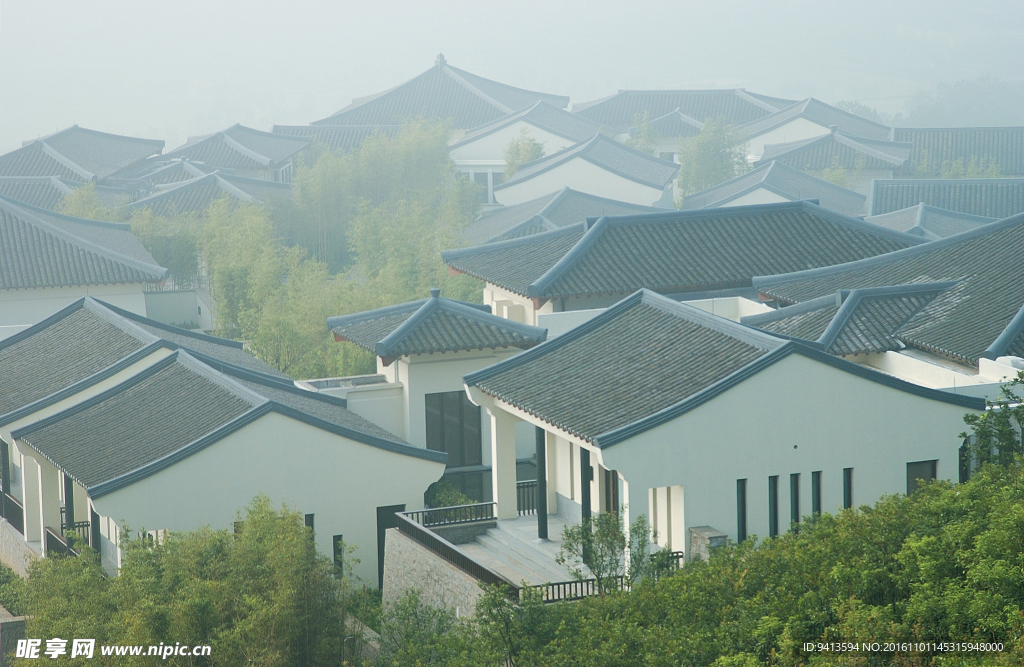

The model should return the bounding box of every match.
[376,504,406,589]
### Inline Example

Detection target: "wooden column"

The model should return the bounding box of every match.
[535,426,548,540]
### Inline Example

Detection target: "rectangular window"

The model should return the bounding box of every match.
[768,475,779,537]
[811,471,822,515]
[333,534,344,576]
[304,513,314,531]
[425,391,482,468]
[907,459,938,495]
[736,479,747,542]
[790,473,800,527]
[843,468,854,509]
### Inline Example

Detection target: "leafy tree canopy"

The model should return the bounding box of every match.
[504,127,545,179]
[676,118,748,201]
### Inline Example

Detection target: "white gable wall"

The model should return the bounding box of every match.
[746,118,830,161]
[450,122,580,164]
[494,158,666,207]
[0,285,148,341]
[713,188,791,208]
[90,411,446,585]
[600,353,976,558]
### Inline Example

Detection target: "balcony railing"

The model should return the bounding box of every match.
[45,527,78,557]
[516,480,537,516]
[63,520,92,546]
[532,576,627,603]
[2,493,24,536]
[403,502,496,528]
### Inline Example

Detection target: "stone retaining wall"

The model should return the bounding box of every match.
[0,520,35,578]
[381,528,483,618]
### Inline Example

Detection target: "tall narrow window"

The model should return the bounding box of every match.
[736,479,747,542]
[959,441,970,483]
[790,473,800,528]
[811,471,822,516]
[907,460,938,495]
[768,475,779,537]
[333,535,344,576]
[843,468,854,509]
[425,391,482,468]
[304,514,315,531]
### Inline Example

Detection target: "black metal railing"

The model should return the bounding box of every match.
[666,550,686,568]
[531,576,628,603]
[63,520,92,545]
[403,502,496,528]
[45,527,78,557]
[516,480,537,516]
[395,511,518,597]
[3,493,24,535]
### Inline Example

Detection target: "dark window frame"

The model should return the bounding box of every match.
[790,473,800,528]
[736,478,747,542]
[425,391,483,468]
[811,471,822,515]
[907,459,938,495]
[843,467,854,509]
[768,475,779,538]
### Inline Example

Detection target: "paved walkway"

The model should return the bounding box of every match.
[457,514,581,585]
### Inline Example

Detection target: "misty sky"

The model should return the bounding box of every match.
[1,0,1022,153]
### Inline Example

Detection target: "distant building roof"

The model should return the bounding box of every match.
[128,172,290,216]
[327,289,547,363]
[736,98,892,142]
[742,282,956,356]
[680,161,867,216]
[0,196,166,290]
[0,177,128,211]
[754,211,1024,363]
[450,101,602,150]
[312,54,569,129]
[494,134,678,194]
[462,187,658,244]
[272,125,401,152]
[572,89,796,130]
[0,126,164,181]
[756,130,912,170]
[892,127,1024,176]
[131,159,214,186]
[465,290,981,447]
[630,108,703,139]
[162,124,309,171]
[444,200,921,301]
[869,178,1024,218]
[865,203,995,240]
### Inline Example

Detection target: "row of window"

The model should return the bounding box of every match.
[736,461,938,541]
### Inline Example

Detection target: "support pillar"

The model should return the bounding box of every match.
[490,409,518,520]
[535,427,548,539]
[580,448,592,523]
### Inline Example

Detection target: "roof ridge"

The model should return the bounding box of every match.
[93,298,247,349]
[38,125,165,149]
[442,64,514,114]
[983,301,1024,360]
[442,221,587,261]
[38,141,94,180]
[0,194,132,230]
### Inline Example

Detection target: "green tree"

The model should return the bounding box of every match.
[556,510,659,594]
[676,118,748,201]
[57,183,129,221]
[961,370,1024,468]
[821,154,848,188]
[504,127,545,179]
[626,110,658,155]
[835,100,889,125]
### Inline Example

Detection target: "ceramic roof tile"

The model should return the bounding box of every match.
[893,127,1024,176]
[573,89,794,129]
[757,131,912,170]
[129,173,290,216]
[451,102,602,149]
[865,203,994,240]
[737,98,892,141]
[681,161,867,216]
[869,178,1024,218]
[272,125,401,152]
[162,125,308,171]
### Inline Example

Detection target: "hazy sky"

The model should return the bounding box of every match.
[1,0,1022,153]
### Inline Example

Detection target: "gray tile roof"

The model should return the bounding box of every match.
[0,126,164,181]
[445,200,921,300]
[892,127,1024,177]
[0,196,167,289]
[869,178,1024,219]
[450,102,602,150]
[742,282,955,356]
[0,177,75,210]
[466,289,985,447]
[754,212,1024,363]
[572,89,795,130]
[272,125,401,152]
[162,124,309,171]
[467,290,781,443]
[462,187,658,244]
[865,203,995,240]
[737,98,892,142]
[632,108,703,139]
[757,130,912,170]
[13,352,261,489]
[128,172,290,216]
[327,290,546,361]
[133,159,214,186]
[494,134,678,194]
[680,161,867,216]
[313,55,568,129]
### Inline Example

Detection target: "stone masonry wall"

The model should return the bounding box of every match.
[0,520,35,578]
[382,528,484,618]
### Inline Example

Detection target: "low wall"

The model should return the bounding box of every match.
[0,520,35,578]
[0,616,26,666]
[382,528,483,618]
[430,520,495,545]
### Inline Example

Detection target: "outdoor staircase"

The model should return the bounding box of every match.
[457,514,579,586]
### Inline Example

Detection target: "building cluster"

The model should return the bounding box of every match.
[0,56,1023,608]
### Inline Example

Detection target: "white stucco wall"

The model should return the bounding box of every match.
[746,118,830,161]
[90,411,446,585]
[450,122,579,164]
[716,188,791,207]
[493,158,666,207]
[804,168,893,196]
[599,353,978,559]
[0,285,148,341]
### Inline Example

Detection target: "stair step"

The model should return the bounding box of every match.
[475,535,558,585]
[479,530,575,583]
